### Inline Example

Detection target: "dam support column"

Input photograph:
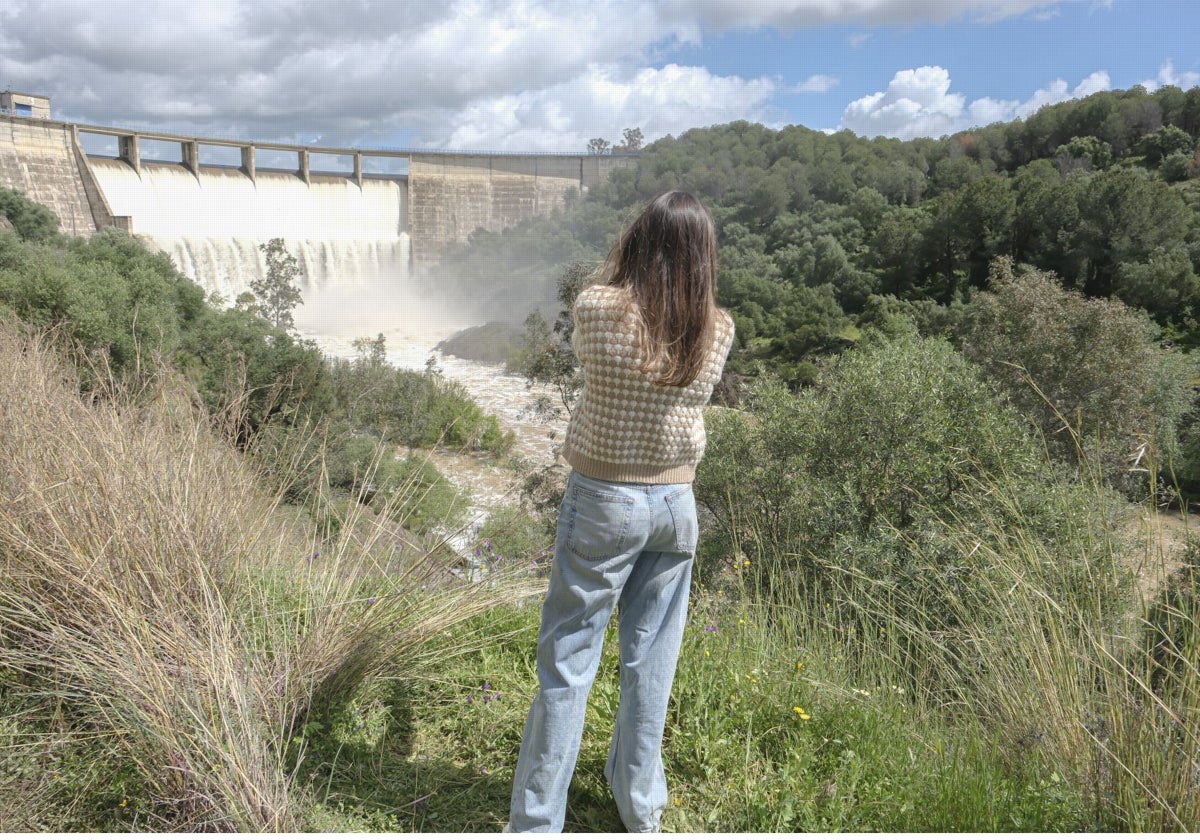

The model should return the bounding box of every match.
[241,145,256,183]
[118,134,140,175]
[182,140,199,177]
[353,152,363,187]
[298,149,310,184]
[72,125,120,232]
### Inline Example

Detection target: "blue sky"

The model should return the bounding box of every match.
[1,0,1197,153]
[685,0,1198,136]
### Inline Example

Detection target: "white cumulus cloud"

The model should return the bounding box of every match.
[659,0,1095,28]
[445,64,778,152]
[841,66,1113,139]
[1014,71,1110,119]
[0,0,1140,152]
[0,0,782,151]
[1140,60,1200,92]
[794,74,840,93]
[840,66,964,139]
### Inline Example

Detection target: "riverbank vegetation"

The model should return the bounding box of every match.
[2,82,1200,830]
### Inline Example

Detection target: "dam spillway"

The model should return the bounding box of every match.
[0,112,636,336]
[88,159,411,306]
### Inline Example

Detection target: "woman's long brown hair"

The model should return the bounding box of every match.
[603,191,719,387]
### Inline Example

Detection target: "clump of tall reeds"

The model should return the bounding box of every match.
[0,322,538,830]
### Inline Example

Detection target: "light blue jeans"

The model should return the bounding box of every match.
[508,470,698,833]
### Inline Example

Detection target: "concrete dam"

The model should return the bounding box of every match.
[0,112,633,333]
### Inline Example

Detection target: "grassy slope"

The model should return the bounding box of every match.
[0,320,1197,831]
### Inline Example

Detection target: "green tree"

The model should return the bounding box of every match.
[1159,151,1194,183]
[351,332,388,366]
[951,174,1017,289]
[1010,159,1083,281]
[516,261,594,418]
[587,138,611,156]
[870,205,930,298]
[957,259,1196,493]
[1113,246,1199,324]
[615,127,643,152]
[0,187,61,243]
[1055,135,1114,172]
[1139,124,1196,166]
[251,238,303,331]
[1076,166,1191,298]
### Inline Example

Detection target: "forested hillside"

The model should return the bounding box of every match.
[436,83,1200,379]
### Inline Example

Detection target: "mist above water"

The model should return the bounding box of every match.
[90,159,489,350]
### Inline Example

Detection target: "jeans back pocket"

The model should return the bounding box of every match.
[564,481,635,562]
[664,486,698,554]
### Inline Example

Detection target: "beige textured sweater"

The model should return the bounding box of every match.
[561,284,735,484]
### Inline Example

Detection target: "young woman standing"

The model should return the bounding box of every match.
[507,191,735,833]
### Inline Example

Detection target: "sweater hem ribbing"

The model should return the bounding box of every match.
[562,448,697,485]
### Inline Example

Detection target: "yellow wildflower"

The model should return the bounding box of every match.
[793,706,811,721]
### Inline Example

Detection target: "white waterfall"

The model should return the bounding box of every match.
[88,159,463,342]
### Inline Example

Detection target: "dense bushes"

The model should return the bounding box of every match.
[0,225,329,438]
[957,259,1199,497]
[0,186,60,243]
[696,324,1131,681]
[327,341,512,455]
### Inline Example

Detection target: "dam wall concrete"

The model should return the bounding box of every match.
[0,114,104,236]
[407,153,634,267]
[409,154,574,266]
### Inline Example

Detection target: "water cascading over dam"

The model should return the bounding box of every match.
[88,159,421,338]
[1,113,636,342]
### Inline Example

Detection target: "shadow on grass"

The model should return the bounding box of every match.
[308,753,625,832]
[299,686,626,833]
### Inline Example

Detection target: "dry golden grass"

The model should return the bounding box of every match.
[0,322,539,830]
